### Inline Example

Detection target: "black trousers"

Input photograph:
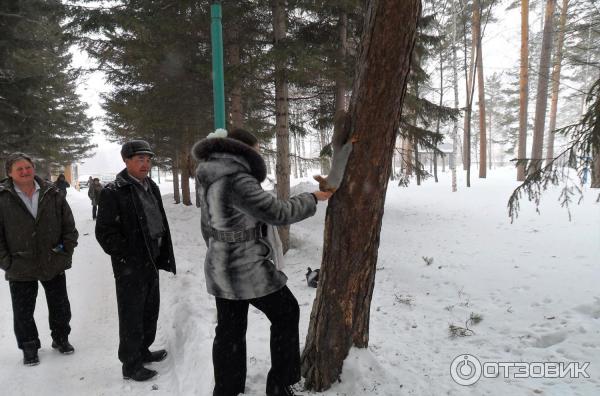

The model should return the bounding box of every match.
[9,272,72,349]
[213,285,300,396]
[115,265,160,369]
[92,204,98,220]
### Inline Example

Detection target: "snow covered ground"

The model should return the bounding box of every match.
[0,167,598,395]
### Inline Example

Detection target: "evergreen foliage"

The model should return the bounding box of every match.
[400,5,460,176]
[0,0,94,169]
[509,77,600,220]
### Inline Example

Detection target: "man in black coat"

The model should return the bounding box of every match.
[87,177,103,220]
[95,140,176,382]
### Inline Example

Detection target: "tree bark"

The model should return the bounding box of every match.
[403,137,413,176]
[301,0,420,391]
[451,0,459,192]
[488,104,492,169]
[473,0,487,178]
[181,149,192,206]
[461,6,473,188]
[529,0,556,174]
[463,11,475,171]
[517,0,529,181]
[227,26,244,129]
[414,135,421,185]
[592,93,600,188]
[545,0,569,166]
[580,22,593,116]
[292,133,299,179]
[272,0,291,252]
[592,148,600,188]
[172,155,181,204]
[434,50,443,183]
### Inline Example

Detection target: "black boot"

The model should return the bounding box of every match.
[266,383,303,396]
[52,339,75,354]
[22,341,40,366]
[122,364,157,381]
[142,349,167,363]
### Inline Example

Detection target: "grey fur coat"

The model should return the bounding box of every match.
[193,137,317,300]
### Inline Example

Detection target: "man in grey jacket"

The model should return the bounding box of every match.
[0,153,78,366]
[193,129,331,396]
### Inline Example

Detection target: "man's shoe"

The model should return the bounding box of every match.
[266,384,303,396]
[23,346,40,366]
[122,365,157,381]
[52,339,75,354]
[142,349,168,363]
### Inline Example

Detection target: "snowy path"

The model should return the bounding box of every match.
[1,169,599,395]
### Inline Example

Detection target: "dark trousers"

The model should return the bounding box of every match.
[115,265,160,369]
[92,204,98,220]
[213,286,300,396]
[9,272,72,349]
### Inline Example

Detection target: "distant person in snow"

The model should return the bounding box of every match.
[55,173,70,195]
[95,140,176,382]
[87,177,103,220]
[0,153,79,366]
[193,128,332,396]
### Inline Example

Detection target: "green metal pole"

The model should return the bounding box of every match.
[211,2,226,130]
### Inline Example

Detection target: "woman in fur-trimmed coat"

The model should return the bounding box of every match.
[193,128,331,396]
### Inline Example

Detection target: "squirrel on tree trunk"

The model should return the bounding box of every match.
[314,110,356,192]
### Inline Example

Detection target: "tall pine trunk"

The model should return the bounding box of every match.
[272,0,291,252]
[517,0,529,181]
[592,148,600,188]
[529,0,556,174]
[434,52,443,183]
[414,135,421,185]
[172,155,180,204]
[227,26,243,129]
[488,106,492,169]
[473,0,487,178]
[580,22,593,116]
[463,33,474,171]
[592,89,600,188]
[545,0,569,166]
[451,0,459,192]
[301,0,420,390]
[461,6,474,187]
[403,137,414,176]
[180,149,192,206]
[292,133,299,179]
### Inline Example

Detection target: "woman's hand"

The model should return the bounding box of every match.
[313,191,333,201]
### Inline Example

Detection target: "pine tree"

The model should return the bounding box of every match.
[399,7,458,185]
[301,0,421,390]
[70,0,214,204]
[0,0,94,175]
[528,0,556,174]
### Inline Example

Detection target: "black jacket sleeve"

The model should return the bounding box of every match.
[95,187,128,258]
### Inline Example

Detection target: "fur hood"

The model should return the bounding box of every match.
[192,137,267,184]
